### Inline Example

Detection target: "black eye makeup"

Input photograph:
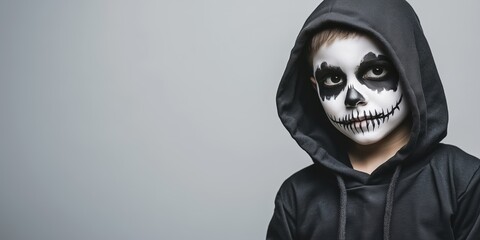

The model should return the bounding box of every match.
[357,59,394,80]
[314,62,347,100]
[312,53,399,100]
[355,52,399,92]
[315,63,346,88]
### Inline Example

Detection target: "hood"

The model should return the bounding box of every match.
[277,0,448,183]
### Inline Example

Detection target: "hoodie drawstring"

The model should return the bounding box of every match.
[336,175,347,240]
[383,165,402,240]
[335,165,403,240]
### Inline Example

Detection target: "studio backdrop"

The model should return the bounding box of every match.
[0,0,478,239]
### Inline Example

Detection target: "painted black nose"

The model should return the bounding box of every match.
[345,87,366,107]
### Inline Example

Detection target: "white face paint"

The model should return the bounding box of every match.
[311,36,409,145]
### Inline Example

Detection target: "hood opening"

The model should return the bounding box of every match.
[277,16,427,180]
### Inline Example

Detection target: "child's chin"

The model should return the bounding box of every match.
[345,129,388,146]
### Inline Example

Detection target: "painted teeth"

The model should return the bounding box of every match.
[327,94,403,134]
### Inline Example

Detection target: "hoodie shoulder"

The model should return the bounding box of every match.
[280,164,334,188]
[276,164,320,196]
[429,143,480,198]
[272,165,320,217]
[275,163,337,204]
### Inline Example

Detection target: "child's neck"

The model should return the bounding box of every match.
[348,121,411,175]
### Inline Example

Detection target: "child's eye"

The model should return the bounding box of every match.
[363,66,388,80]
[323,75,344,87]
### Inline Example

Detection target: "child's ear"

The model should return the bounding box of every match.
[310,77,318,91]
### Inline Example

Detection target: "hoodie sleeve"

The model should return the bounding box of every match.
[453,165,480,240]
[266,182,297,240]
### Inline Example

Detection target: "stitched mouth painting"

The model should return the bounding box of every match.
[327,94,403,134]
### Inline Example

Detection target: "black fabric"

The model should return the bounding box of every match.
[266,0,480,239]
[336,175,347,240]
[382,165,401,240]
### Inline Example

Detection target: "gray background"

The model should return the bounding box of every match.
[0,0,478,239]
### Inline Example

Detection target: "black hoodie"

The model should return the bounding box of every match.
[266,0,480,239]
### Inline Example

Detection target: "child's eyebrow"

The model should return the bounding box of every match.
[357,52,391,72]
[315,63,344,80]
[315,62,343,74]
[359,52,390,65]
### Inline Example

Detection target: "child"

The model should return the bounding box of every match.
[267,0,480,239]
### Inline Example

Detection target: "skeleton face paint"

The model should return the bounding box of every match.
[311,36,409,145]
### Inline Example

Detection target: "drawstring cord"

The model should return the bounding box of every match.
[383,165,402,240]
[335,165,403,240]
[336,175,347,240]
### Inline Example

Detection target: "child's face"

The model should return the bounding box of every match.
[311,35,409,145]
